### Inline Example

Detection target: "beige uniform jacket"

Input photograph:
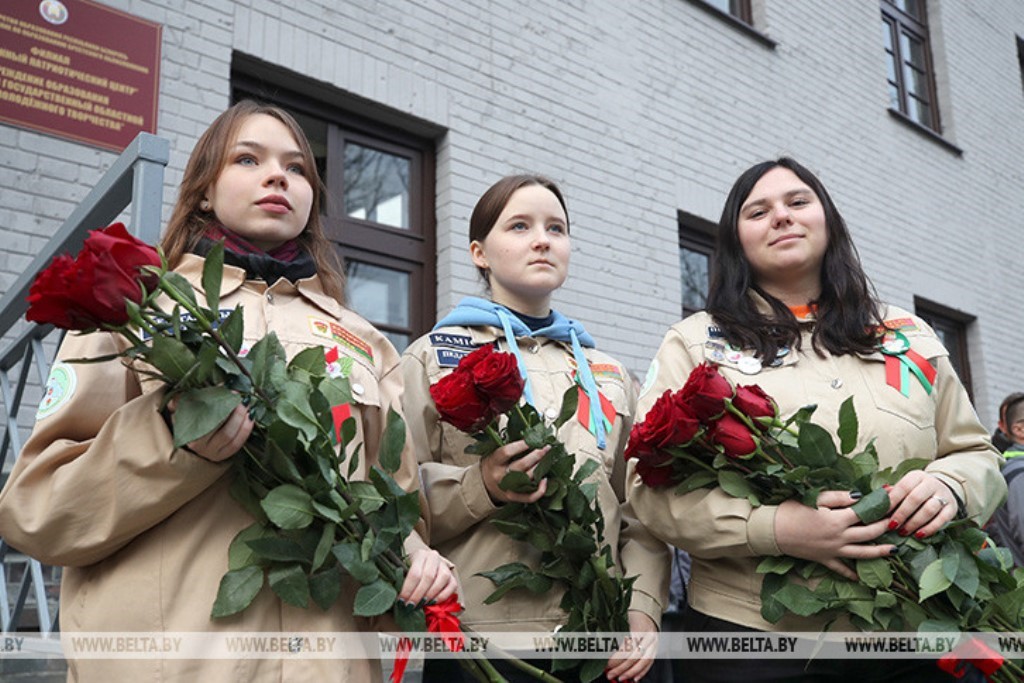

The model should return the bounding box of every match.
[401,323,670,633]
[0,255,427,682]
[628,304,1005,631]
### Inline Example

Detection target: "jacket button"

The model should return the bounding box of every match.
[530,344,540,354]
[545,408,558,419]
[352,383,365,396]
[830,378,844,389]
[266,292,274,304]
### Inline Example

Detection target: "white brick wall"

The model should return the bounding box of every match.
[1,0,1022,429]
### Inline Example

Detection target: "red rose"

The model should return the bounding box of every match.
[709,413,757,458]
[732,384,777,429]
[680,363,734,421]
[634,454,677,488]
[635,389,700,450]
[430,370,492,432]
[454,344,494,374]
[470,349,524,414]
[26,223,160,330]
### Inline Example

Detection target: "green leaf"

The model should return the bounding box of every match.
[269,563,309,608]
[572,459,600,485]
[940,541,962,583]
[499,470,538,494]
[756,556,796,575]
[148,334,197,383]
[718,470,755,499]
[353,579,397,616]
[277,379,320,443]
[162,271,200,309]
[219,307,244,354]
[320,376,354,408]
[856,557,893,589]
[379,407,406,474]
[173,385,241,446]
[249,332,286,387]
[773,582,828,617]
[847,600,875,624]
[794,422,838,468]
[228,524,270,570]
[554,384,579,429]
[309,563,343,611]
[332,542,380,584]
[211,565,264,618]
[836,397,858,455]
[261,484,315,530]
[245,536,309,564]
[675,471,717,494]
[479,562,531,584]
[201,240,224,311]
[289,345,328,377]
[760,574,791,623]
[851,488,891,524]
[312,523,336,571]
[918,559,953,601]
[522,421,549,450]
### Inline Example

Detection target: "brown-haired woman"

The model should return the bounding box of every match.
[400,174,670,681]
[0,100,456,682]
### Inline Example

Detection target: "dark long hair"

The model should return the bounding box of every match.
[162,100,345,301]
[706,158,883,361]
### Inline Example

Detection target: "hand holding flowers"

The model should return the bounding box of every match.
[627,361,1024,682]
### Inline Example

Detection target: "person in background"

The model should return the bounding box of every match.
[0,100,456,682]
[986,398,1024,565]
[400,174,670,681]
[628,157,1004,682]
[992,392,1024,453]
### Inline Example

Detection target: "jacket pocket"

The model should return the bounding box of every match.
[858,335,947,430]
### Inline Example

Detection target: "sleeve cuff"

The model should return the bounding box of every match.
[747,504,781,556]
[628,589,664,628]
[461,461,500,519]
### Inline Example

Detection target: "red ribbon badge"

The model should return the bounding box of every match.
[330,403,352,444]
[879,330,936,398]
[937,638,1005,680]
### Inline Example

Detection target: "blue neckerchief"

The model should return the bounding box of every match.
[434,297,607,449]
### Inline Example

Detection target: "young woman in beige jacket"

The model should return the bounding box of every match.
[401,174,670,681]
[629,158,1004,682]
[0,101,456,682]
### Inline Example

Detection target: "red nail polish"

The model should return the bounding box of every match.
[888,520,899,530]
[915,531,925,539]
[899,528,909,537]
[883,484,892,491]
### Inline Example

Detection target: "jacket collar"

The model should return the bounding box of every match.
[175,254,342,319]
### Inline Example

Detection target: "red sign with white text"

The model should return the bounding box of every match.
[0,0,161,152]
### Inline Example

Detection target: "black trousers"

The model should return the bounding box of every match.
[673,608,976,683]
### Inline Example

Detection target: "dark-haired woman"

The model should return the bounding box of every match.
[629,158,1004,682]
[401,174,670,681]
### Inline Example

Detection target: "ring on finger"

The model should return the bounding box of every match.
[933,496,948,508]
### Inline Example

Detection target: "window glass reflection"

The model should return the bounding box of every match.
[344,144,410,229]
[345,260,410,351]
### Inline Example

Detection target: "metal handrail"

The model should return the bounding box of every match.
[0,132,169,634]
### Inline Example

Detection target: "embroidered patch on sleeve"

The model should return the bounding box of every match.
[37,362,77,419]
[435,347,470,368]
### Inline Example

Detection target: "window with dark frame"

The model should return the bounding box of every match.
[231,78,436,353]
[881,0,941,132]
[914,297,975,399]
[678,210,717,319]
[698,0,751,23]
[1017,35,1024,94]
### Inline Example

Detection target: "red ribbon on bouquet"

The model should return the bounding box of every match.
[389,596,465,683]
[937,638,1005,680]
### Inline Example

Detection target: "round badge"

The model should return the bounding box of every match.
[37,362,77,419]
[737,356,762,375]
[880,330,910,355]
[725,345,743,363]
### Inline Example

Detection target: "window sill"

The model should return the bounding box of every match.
[682,0,776,50]
[887,108,963,157]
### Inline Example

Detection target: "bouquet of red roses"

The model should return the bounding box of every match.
[431,345,635,683]
[24,224,502,681]
[626,362,1024,682]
